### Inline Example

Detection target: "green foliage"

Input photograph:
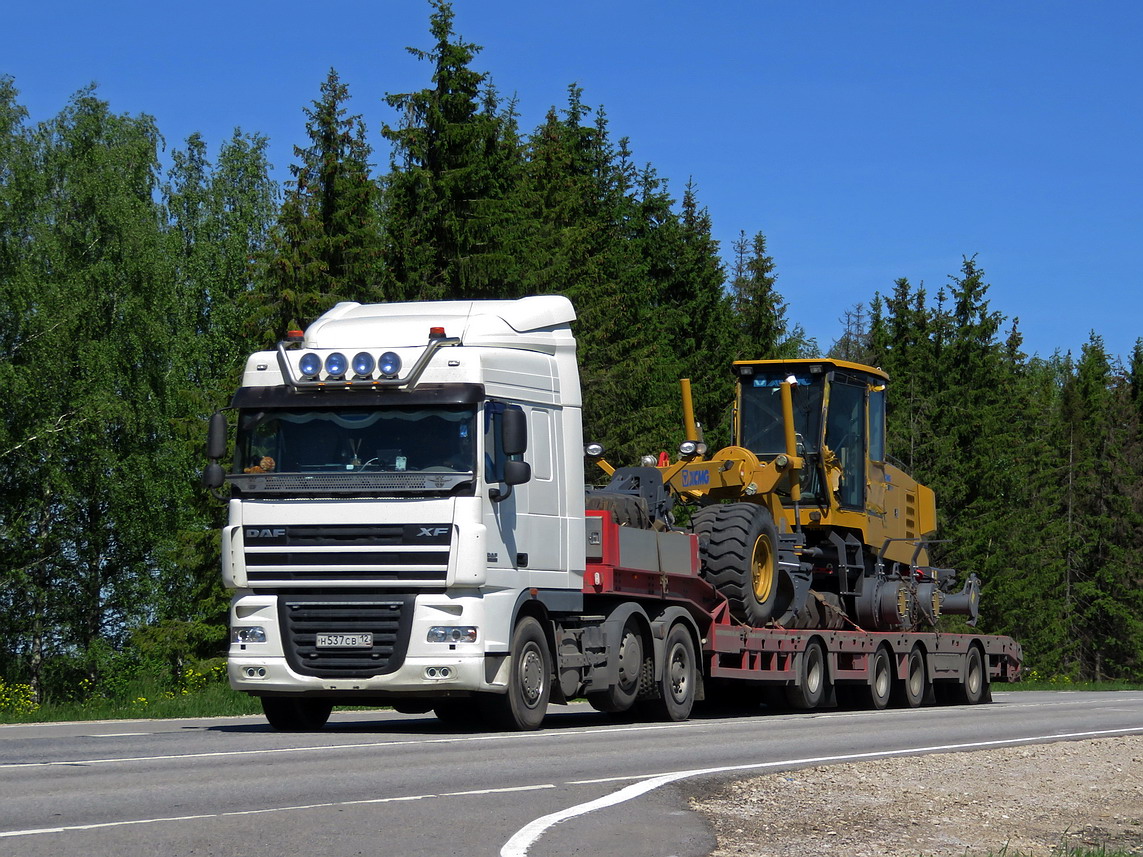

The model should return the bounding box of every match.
[252,68,382,344]
[380,1,524,301]
[2,1,1141,712]
[868,259,1143,680]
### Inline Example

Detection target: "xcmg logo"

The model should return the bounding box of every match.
[245,528,286,539]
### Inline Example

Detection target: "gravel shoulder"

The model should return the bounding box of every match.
[688,735,1143,856]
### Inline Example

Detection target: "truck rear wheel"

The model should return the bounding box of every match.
[261,697,333,732]
[480,616,551,731]
[638,623,697,721]
[694,503,781,626]
[586,618,645,714]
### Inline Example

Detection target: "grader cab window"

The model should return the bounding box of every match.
[825,377,866,509]
[869,386,886,463]
[739,372,823,457]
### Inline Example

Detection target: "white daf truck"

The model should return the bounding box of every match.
[203,296,1021,731]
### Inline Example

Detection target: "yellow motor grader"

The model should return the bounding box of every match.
[590,359,980,632]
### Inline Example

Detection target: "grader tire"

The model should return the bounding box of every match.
[693,503,781,626]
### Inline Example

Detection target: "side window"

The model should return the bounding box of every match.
[824,379,866,509]
[868,387,886,463]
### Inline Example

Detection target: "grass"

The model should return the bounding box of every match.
[972,844,1137,857]
[0,680,261,724]
[1003,679,1143,692]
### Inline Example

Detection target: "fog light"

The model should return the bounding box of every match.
[352,351,375,377]
[427,626,478,643]
[378,351,402,377]
[299,353,322,378]
[232,626,267,644]
[324,352,348,378]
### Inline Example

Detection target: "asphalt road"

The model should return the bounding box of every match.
[1,690,1141,857]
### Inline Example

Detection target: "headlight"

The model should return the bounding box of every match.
[427,626,478,643]
[378,351,402,377]
[232,626,267,644]
[299,353,322,377]
[324,352,348,377]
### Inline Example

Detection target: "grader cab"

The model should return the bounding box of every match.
[591,359,981,632]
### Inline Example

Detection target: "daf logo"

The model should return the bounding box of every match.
[246,528,286,539]
[418,527,449,538]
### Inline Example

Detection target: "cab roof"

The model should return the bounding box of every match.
[731,358,889,383]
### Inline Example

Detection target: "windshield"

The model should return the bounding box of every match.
[738,372,824,457]
[235,406,476,476]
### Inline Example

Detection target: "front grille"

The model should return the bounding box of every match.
[244,524,451,583]
[279,594,415,678]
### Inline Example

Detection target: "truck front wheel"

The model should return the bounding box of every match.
[261,697,333,732]
[481,616,552,731]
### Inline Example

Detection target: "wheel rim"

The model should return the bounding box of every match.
[750,533,775,602]
[806,647,823,694]
[966,653,982,696]
[519,643,546,707]
[908,652,924,699]
[617,629,641,692]
[668,644,690,703]
[873,652,891,699]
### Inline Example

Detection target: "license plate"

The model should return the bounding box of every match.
[315,633,373,648]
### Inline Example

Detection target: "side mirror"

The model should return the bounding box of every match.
[502,408,528,456]
[490,407,530,503]
[503,459,531,486]
[490,460,532,502]
[201,462,225,490]
[206,411,228,460]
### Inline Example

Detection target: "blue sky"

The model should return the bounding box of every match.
[7,1,1141,361]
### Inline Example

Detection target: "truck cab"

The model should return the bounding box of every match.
[207,296,586,728]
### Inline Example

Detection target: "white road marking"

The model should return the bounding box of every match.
[499,726,1143,857]
[0,783,556,839]
[86,733,150,738]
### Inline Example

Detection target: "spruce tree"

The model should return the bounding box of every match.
[252,68,381,344]
[380,1,522,300]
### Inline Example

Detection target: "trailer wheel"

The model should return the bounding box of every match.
[261,697,333,732]
[785,638,830,710]
[587,619,644,714]
[955,646,987,705]
[892,646,928,708]
[639,624,697,721]
[481,616,551,730]
[694,503,781,626]
[843,645,892,710]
